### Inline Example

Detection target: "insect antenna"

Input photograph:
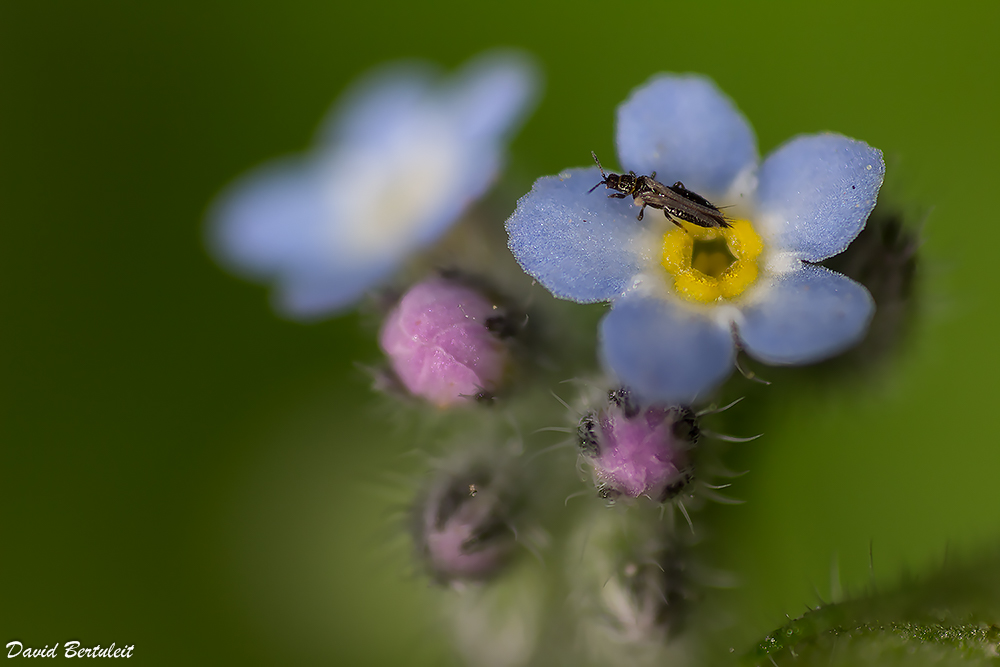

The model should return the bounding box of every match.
[590,150,606,176]
[588,151,609,193]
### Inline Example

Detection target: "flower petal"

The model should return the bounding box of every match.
[275,260,396,320]
[211,53,539,320]
[506,167,650,303]
[600,294,736,405]
[446,50,540,143]
[209,159,404,318]
[209,160,334,279]
[317,136,499,258]
[736,263,875,365]
[322,52,538,149]
[616,74,758,196]
[319,64,437,146]
[755,133,885,262]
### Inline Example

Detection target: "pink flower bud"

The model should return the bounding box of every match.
[416,467,515,582]
[379,278,510,407]
[579,389,697,502]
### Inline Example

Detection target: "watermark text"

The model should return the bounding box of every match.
[6,641,134,659]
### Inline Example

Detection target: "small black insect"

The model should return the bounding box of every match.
[588,151,730,230]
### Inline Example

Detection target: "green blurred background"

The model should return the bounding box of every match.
[3,1,999,664]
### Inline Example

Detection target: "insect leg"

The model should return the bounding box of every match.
[665,212,686,231]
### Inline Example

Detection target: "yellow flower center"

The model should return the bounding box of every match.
[660,218,763,303]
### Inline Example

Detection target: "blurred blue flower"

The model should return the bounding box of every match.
[507,74,884,404]
[210,52,538,319]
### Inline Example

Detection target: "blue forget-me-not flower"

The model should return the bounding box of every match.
[507,74,884,404]
[210,52,538,319]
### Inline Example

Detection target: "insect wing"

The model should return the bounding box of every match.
[640,192,731,229]
[667,182,719,211]
[641,177,674,197]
